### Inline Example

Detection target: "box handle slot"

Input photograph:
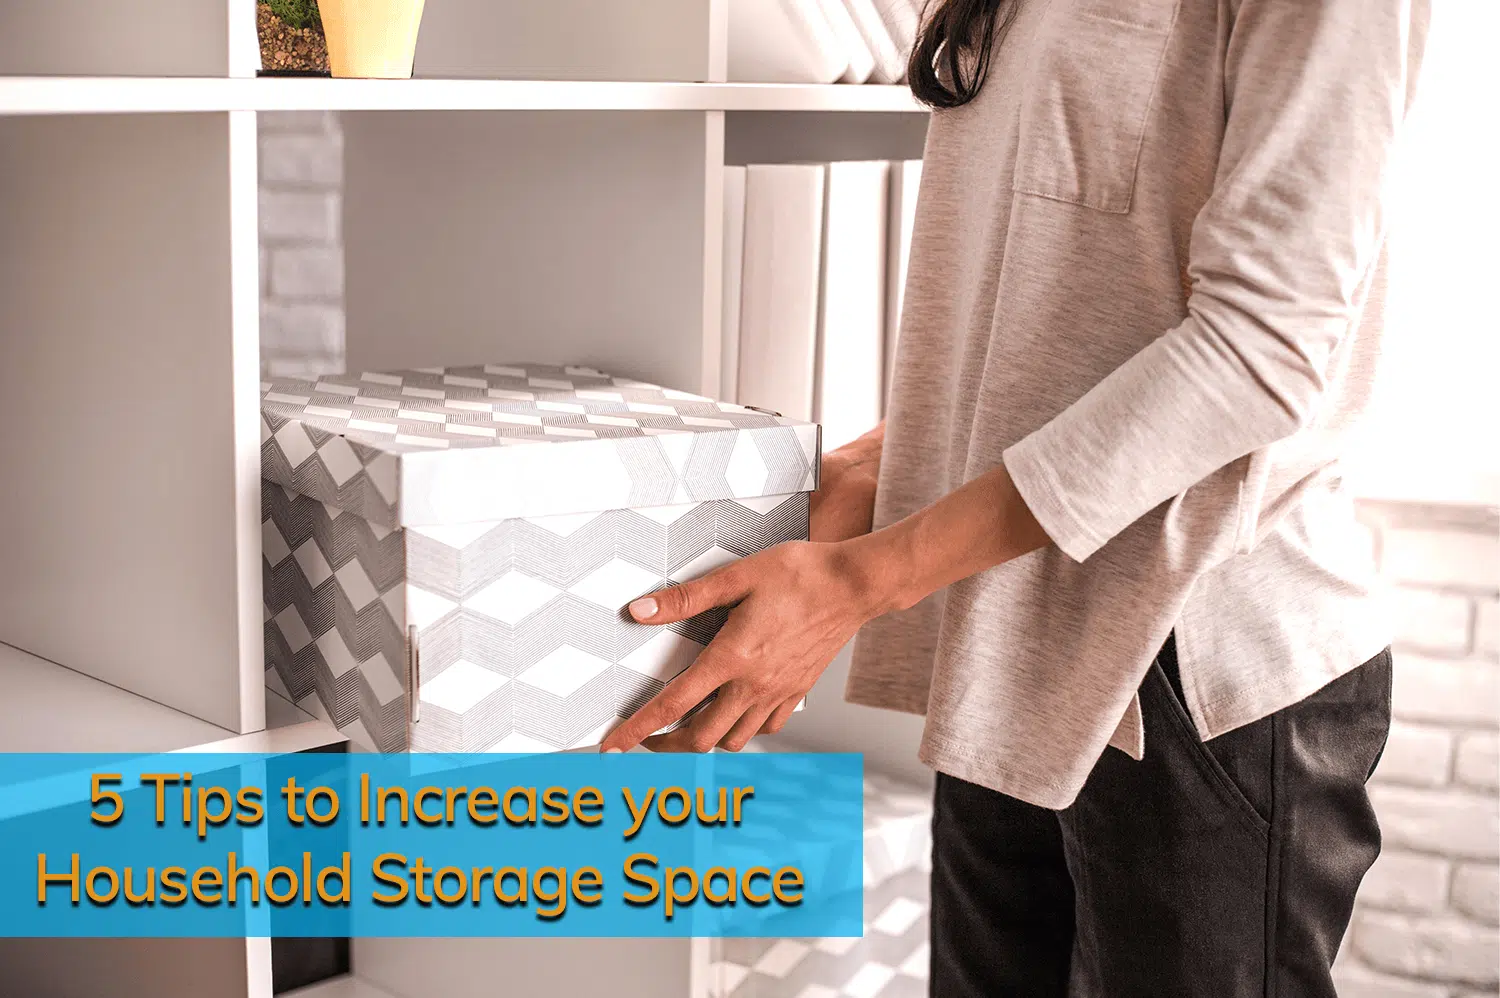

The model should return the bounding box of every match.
[406,625,421,726]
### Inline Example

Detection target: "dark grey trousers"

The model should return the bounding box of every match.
[930,637,1393,997]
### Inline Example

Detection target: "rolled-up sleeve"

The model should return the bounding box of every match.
[1004,0,1426,563]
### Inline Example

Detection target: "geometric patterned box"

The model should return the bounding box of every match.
[260,363,820,752]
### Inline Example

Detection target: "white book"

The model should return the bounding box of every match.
[817,0,877,84]
[816,161,890,451]
[729,0,848,84]
[840,0,905,85]
[873,0,920,82]
[885,158,923,404]
[720,166,748,404]
[738,164,827,422]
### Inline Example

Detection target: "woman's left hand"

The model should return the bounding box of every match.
[598,538,889,753]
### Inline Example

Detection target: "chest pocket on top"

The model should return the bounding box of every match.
[1012,0,1180,214]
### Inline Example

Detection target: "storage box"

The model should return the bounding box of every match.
[260,363,820,753]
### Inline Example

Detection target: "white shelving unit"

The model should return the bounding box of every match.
[0,1,929,995]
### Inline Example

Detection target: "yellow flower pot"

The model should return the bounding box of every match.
[318,0,427,79]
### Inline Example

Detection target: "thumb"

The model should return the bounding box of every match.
[628,564,748,625]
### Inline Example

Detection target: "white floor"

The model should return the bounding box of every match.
[712,867,931,998]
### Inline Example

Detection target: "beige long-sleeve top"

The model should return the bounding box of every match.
[846,0,1430,808]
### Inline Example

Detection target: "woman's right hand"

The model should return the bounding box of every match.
[810,423,884,543]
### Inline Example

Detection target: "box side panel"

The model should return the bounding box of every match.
[261,411,402,531]
[263,482,409,752]
[405,514,523,752]
[406,493,809,753]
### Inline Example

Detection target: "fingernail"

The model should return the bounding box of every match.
[628,597,658,621]
[602,748,623,755]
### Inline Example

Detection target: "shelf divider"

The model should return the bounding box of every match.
[0,112,265,734]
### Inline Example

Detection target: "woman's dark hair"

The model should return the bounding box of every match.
[907,0,1014,109]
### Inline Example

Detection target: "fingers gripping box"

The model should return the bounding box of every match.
[260,364,820,752]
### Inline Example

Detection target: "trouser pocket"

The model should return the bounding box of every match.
[1148,635,1272,835]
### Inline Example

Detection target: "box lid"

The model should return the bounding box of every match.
[260,363,821,528]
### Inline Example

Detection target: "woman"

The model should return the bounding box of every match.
[602,0,1430,992]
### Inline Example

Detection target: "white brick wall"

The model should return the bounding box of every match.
[1337,501,1500,998]
[258,111,345,379]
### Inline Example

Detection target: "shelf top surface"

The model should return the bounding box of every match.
[0,641,234,753]
[281,976,402,998]
[0,77,929,116]
[0,641,345,755]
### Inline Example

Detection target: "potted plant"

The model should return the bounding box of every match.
[318,0,428,79]
[256,0,427,78]
[257,0,330,74]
